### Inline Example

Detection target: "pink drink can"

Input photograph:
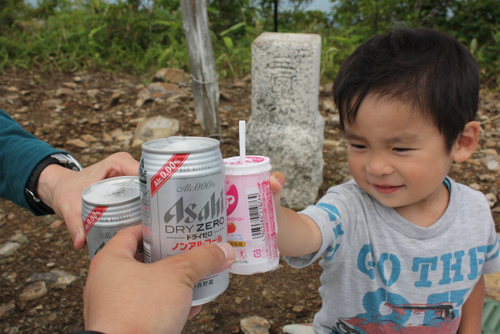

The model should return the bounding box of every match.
[139,136,228,306]
[224,156,279,274]
[82,176,142,260]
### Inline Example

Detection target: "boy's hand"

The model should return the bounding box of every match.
[270,171,322,257]
[270,171,286,207]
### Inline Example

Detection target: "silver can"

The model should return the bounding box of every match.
[82,176,142,260]
[139,136,228,306]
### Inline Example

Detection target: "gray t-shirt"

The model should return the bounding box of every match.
[286,178,500,334]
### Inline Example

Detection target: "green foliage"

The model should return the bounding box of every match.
[1,0,499,88]
[330,0,500,87]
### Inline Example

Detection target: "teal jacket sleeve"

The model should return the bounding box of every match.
[0,109,66,214]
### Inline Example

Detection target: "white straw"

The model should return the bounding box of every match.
[239,120,246,164]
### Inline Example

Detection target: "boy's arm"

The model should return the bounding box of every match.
[271,172,322,257]
[458,275,484,334]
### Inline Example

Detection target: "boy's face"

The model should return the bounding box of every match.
[344,93,454,224]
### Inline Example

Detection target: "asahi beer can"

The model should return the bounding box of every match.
[82,176,142,260]
[139,136,228,306]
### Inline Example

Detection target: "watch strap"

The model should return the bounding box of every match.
[25,154,82,215]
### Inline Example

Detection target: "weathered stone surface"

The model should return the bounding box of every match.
[240,316,270,334]
[18,282,48,302]
[132,116,179,147]
[247,32,324,209]
[27,269,77,289]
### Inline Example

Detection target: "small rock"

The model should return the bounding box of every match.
[469,183,481,191]
[27,269,77,289]
[55,105,66,113]
[137,82,183,101]
[87,89,100,98]
[62,82,78,89]
[4,326,19,334]
[18,281,48,302]
[66,138,88,148]
[330,115,341,128]
[49,219,64,229]
[0,301,16,319]
[109,92,122,107]
[153,68,189,84]
[240,316,270,334]
[0,242,21,257]
[486,193,497,208]
[322,82,333,93]
[322,100,335,113]
[129,117,145,126]
[101,133,113,143]
[324,139,340,147]
[109,128,124,138]
[5,272,17,283]
[42,99,63,109]
[55,88,74,97]
[481,155,500,171]
[16,106,29,113]
[293,305,305,312]
[115,132,134,143]
[135,98,146,107]
[10,232,28,244]
[132,116,179,147]
[80,134,98,143]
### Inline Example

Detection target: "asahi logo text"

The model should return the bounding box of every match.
[177,181,216,192]
[164,190,225,233]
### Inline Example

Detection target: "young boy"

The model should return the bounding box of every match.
[272,28,500,334]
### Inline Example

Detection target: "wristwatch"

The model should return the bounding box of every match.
[25,153,83,215]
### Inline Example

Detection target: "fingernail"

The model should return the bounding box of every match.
[276,178,283,186]
[216,243,236,261]
[73,230,83,249]
[72,230,79,244]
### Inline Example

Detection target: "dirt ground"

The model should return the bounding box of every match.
[0,69,499,333]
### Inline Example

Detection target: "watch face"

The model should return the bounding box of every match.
[51,153,83,171]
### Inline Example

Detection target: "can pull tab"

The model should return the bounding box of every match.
[165,136,186,144]
[156,136,186,150]
[111,178,133,196]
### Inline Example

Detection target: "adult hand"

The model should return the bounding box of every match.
[36,152,140,249]
[82,225,236,334]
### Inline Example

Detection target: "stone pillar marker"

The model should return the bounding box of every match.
[247,32,324,209]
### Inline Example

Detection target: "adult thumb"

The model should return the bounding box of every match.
[168,243,236,285]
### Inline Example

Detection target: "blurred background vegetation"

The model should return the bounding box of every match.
[1,0,499,88]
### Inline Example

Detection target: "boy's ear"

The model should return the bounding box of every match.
[452,121,480,162]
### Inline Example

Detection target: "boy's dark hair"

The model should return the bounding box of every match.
[333,28,480,153]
